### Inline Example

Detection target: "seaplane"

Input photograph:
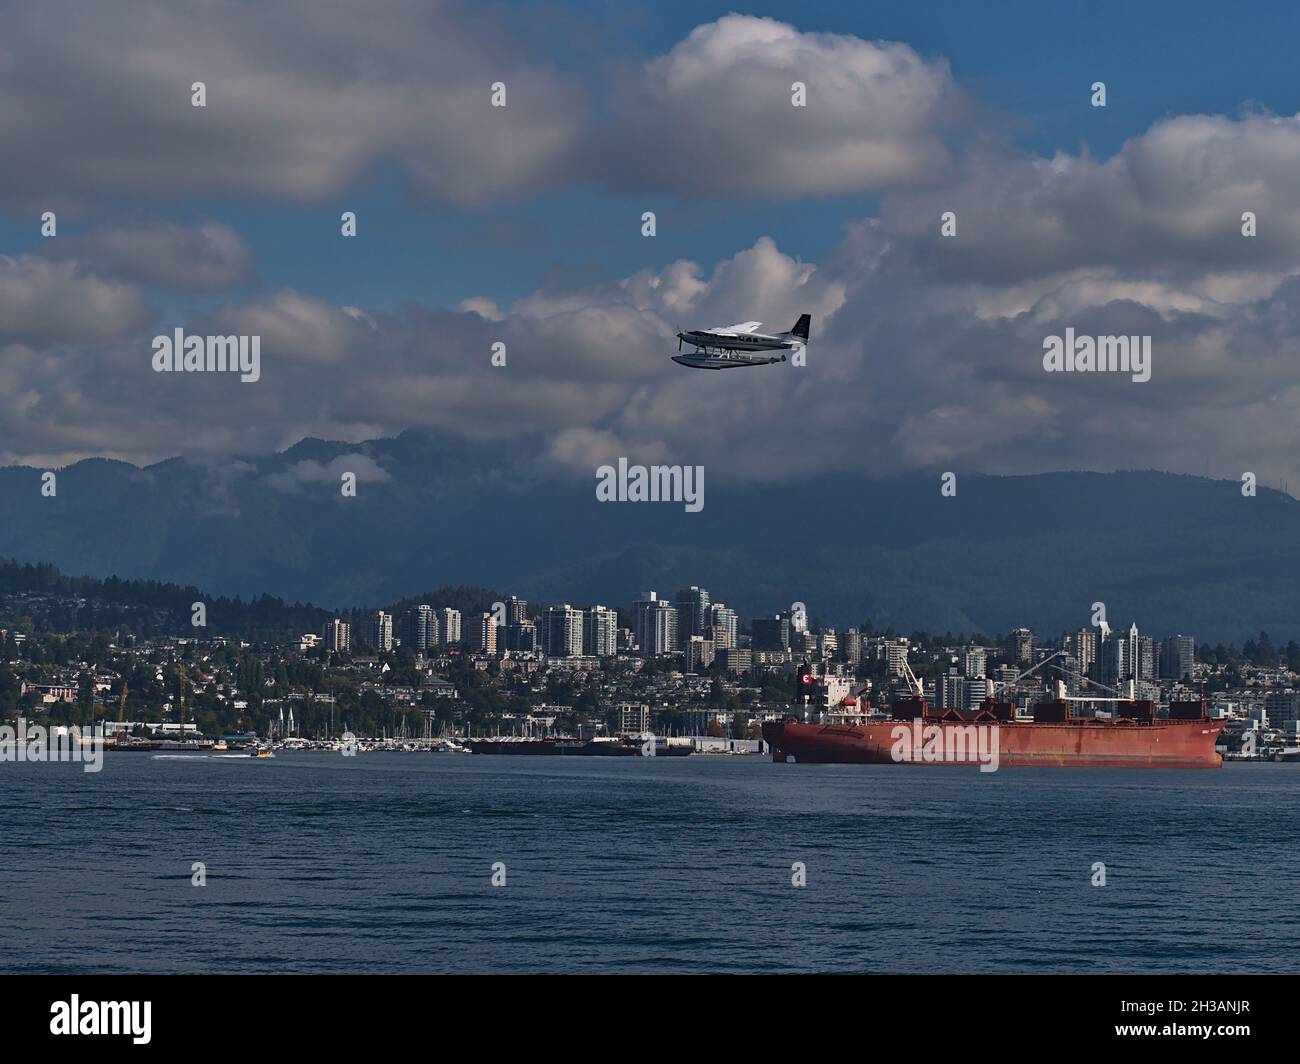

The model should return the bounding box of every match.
[673,314,810,370]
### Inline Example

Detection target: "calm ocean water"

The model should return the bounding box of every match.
[2,752,1298,974]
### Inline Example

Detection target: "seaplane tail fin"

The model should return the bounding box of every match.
[784,314,811,342]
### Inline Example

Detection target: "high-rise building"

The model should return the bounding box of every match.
[963,647,987,679]
[1126,623,1141,681]
[634,592,678,656]
[1009,628,1034,665]
[709,604,738,650]
[438,607,461,646]
[941,669,963,710]
[503,596,529,625]
[752,616,790,652]
[584,605,618,658]
[1100,634,1133,686]
[884,640,910,677]
[717,647,753,675]
[1138,634,1156,681]
[478,612,498,654]
[617,703,651,736]
[675,586,711,642]
[403,605,438,654]
[685,635,715,672]
[964,676,994,712]
[943,671,993,711]
[369,611,393,652]
[324,618,350,653]
[1070,628,1098,677]
[1161,635,1195,681]
[842,628,863,665]
[542,605,584,658]
[502,620,538,654]
[793,628,819,655]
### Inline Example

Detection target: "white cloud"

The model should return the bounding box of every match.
[0,0,585,210]
[597,14,961,197]
[51,222,252,291]
[0,256,148,344]
[263,454,392,494]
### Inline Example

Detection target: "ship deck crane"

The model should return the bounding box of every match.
[996,650,1135,702]
[900,656,925,699]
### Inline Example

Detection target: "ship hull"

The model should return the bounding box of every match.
[761,719,1225,768]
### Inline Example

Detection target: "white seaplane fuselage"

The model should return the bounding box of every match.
[673,319,806,370]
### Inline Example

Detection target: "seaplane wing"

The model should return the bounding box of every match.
[710,321,762,334]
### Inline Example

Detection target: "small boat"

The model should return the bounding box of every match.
[251,746,275,759]
[212,740,228,752]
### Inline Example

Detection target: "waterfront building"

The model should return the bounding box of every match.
[617,703,651,736]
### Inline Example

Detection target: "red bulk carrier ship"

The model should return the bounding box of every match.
[762,668,1225,769]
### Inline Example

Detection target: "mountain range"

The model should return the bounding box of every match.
[1,430,1295,643]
